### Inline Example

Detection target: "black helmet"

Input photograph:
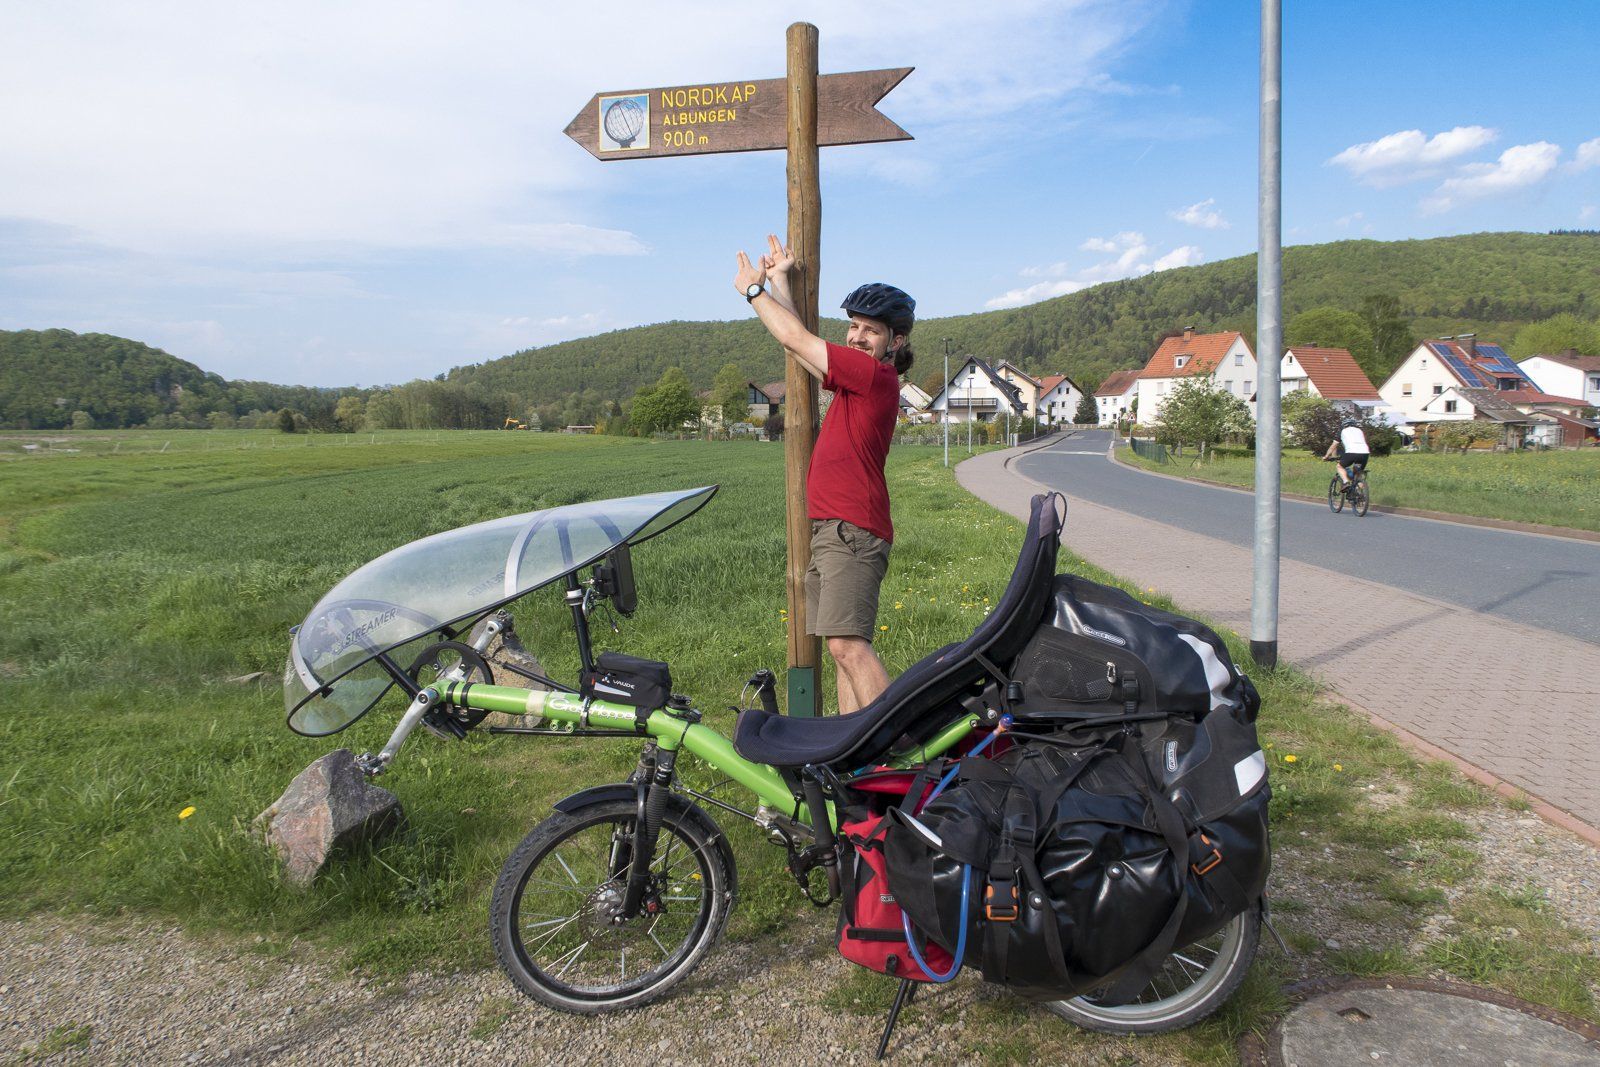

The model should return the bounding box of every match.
[841,283,915,334]
[1341,417,1360,429]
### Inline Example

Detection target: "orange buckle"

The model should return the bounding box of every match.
[984,882,1018,922]
[1191,833,1223,876]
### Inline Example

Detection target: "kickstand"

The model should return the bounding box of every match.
[876,978,918,1060]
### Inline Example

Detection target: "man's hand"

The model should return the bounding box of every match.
[734,251,767,297]
[760,233,795,277]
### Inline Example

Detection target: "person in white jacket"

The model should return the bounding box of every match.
[1323,418,1370,487]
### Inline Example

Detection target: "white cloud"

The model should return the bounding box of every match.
[1421,141,1562,213]
[1571,137,1600,173]
[1170,198,1228,229]
[987,230,1204,308]
[1579,205,1596,221]
[1335,211,1364,228]
[1328,126,1497,186]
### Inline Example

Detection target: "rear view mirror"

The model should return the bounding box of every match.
[593,544,638,616]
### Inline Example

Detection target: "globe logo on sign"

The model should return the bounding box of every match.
[598,94,648,151]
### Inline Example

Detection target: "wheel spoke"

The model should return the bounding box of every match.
[551,941,590,978]
[553,851,582,887]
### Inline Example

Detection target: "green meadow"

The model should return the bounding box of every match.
[1,430,1593,1060]
[1120,444,1600,532]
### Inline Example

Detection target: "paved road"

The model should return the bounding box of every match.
[1015,430,1600,645]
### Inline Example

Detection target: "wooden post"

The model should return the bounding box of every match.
[784,21,823,716]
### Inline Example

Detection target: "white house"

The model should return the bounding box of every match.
[1135,328,1256,424]
[1094,369,1140,427]
[1518,350,1600,410]
[928,357,1026,424]
[1377,336,1538,430]
[1035,374,1085,426]
[994,361,1042,414]
[898,381,932,421]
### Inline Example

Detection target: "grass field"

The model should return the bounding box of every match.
[1120,444,1600,532]
[1,429,1594,1059]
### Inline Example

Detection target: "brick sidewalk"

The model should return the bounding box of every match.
[956,445,1600,842]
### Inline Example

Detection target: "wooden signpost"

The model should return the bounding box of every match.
[564,23,911,716]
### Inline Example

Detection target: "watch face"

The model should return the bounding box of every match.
[746,283,763,299]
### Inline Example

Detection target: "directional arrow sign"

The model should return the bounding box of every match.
[564,67,912,161]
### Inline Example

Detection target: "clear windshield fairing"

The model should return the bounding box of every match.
[284,485,716,736]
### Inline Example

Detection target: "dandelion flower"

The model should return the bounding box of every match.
[1334,764,1343,772]
[179,806,196,820]
[879,625,889,632]
[894,603,903,610]
[1283,754,1297,763]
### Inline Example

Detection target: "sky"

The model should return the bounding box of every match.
[2,1,1597,388]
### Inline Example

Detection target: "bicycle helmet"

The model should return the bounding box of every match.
[1340,418,1360,429]
[840,283,915,334]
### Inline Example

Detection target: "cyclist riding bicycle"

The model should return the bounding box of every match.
[1323,418,1370,488]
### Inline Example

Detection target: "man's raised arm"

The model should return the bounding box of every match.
[736,240,828,380]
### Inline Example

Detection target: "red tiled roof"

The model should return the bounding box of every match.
[1037,374,1067,394]
[1138,331,1245,380]
[762,380,786,401]
[1095,368,1141,397]
[1283,346,1380,400]
[1497,387,1587,406]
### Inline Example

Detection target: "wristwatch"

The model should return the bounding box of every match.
[744,282,765,302]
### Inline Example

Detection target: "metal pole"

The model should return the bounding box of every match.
[1251,0,1282,670]
[942,339,950,467]
[966,367,973,453]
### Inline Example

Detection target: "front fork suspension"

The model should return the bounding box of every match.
[620,745,677,919]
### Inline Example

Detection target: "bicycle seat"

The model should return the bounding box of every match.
[733,492,1064,770]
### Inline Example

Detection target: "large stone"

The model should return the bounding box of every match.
[254,749,402,887]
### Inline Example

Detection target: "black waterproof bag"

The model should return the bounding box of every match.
[882,704,1269,1002]
[1009,574,1260,721]
[578,651,671,712]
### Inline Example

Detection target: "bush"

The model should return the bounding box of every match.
[765,412,784,441]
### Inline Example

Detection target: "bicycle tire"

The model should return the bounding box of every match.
[490,797,733,1014]
[1351,479,1370,517]
[1327,477,1344,514]
[1043,906,1260,1035]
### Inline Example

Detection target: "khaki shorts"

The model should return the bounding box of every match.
[804,519,891,640]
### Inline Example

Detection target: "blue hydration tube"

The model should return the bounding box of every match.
[899,720,1007,982]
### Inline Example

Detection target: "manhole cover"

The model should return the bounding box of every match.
[1245,978,1600,1066]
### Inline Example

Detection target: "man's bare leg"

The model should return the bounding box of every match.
[827,636,890,714]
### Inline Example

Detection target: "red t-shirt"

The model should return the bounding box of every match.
[806,342,900,542]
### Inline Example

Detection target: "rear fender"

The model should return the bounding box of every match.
[553,783,738,902]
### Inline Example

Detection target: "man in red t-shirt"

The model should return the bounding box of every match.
[735,234,915,713]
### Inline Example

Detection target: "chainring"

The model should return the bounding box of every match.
[406,640,495,732]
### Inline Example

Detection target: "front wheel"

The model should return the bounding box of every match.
[1043,905,1260,1034]
[490,797,734,1013]
[1327,476,1345,514]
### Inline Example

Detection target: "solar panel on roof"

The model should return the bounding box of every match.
[1440,351,1485,386]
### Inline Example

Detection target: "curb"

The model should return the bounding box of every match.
[1107,443,1600,545]
[959,440,1600,848]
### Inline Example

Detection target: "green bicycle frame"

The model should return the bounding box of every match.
[438,680,982,827]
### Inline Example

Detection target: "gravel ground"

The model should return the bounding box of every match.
[4,804,1597,1065]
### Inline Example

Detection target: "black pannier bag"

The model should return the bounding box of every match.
[1008,574,1260,721]
[880,575,1269,1002]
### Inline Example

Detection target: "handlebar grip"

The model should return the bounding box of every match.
[750,668,780,716]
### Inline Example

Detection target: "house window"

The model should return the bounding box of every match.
[1401,383,1412,396]
[1243,380,1253,395]
[1175,355,1189,369]
[1234,354,1244,367]
[1444,400,1458,413]
[1432,384,1444,395]
[1223,379,1233,392]
[1589,375,1600,391]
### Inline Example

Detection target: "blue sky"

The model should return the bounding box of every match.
[2,1,1596,387]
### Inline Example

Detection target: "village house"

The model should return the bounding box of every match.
[1280,345,1381,406]
[1376,336,1540,430]
[1094,368,1140,427]
[1419,385,1598,447]
[898,380,932,420]
[928,357,1026,424]
[1517,349,1600,410]
[1034,373,1085,426]
[1135,328,1257,424]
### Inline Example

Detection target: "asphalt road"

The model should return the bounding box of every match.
[1015,429,1600,645]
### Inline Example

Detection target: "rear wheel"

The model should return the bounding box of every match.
[1327,477,1345,513]
[490,798,733,1013]
[1350,478,1370,517]
[1043,906,1260,1034]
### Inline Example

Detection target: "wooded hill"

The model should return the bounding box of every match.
[449,231,1600,412]
[5,231,1597,431]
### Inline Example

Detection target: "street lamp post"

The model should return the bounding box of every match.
[942,338,951,467]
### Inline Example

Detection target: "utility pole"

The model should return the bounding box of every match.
[1251,0,1282,669]
[942,338,951,467]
